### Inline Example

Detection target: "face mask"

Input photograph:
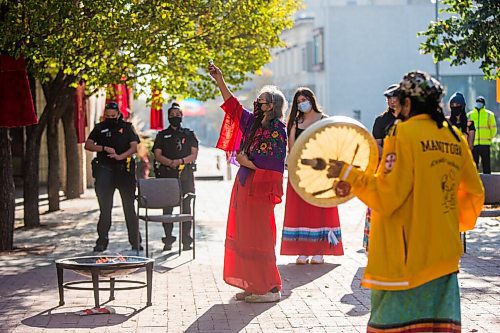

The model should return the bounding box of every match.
[168,116,182,128]
[450,106,463,118]
[475,102,484,109]
[298,100,312,113]
[253,100,267,116]
[104,117,118,128]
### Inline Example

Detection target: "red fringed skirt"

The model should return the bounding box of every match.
[280,181,344,256]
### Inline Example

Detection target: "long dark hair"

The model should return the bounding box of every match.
[399,95,460,142]
[286,87,322,135]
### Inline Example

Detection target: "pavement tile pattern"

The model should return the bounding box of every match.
[1,176,498,332]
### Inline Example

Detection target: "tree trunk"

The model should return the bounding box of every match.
[46,113,60,212]
[23,71,74,221]
[24,126,42,227]
[44,73,75,212]
[62,103,80,199]
[0,128,15,250]
[23,73,43,228]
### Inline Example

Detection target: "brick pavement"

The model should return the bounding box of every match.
[0,176,499,332]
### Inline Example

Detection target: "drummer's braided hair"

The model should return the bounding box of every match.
[398,71,460,142]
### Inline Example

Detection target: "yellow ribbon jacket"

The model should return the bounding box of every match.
[339,114,485,291]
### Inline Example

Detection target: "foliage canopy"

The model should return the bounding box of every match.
[420,0,499,79]
[1,0,300,99]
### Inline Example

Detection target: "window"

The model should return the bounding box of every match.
[313,28,324,71]
[353,110,361,121]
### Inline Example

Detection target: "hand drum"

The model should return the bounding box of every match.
[287,116,378,207]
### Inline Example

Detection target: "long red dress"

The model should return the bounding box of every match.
[217,96,287,294]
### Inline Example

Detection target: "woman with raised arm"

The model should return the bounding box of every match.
[209,62,288,303]
[280,87,344,265]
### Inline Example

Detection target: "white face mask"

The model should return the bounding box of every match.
[475,102,484,109]
[298,100,312,113]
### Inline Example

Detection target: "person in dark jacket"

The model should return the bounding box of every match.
[84,101,142,252]
[448,92,475,150]
[372,84,401,152]
[153,103,199,251]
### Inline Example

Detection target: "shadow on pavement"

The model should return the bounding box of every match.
[340,266,370,316]
[279,262,339,299]
[183,263,338,332]
[21,305,146,329]
[462,218,500,258]
[184,302,275,333]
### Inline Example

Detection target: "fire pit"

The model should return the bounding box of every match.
[55,256,154,308]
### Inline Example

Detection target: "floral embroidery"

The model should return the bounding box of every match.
[245,119,286,160]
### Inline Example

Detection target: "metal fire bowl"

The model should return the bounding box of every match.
[55,256,154,278]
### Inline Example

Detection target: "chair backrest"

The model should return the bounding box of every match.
[138,178,181,209]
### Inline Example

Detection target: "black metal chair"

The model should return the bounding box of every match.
[136,178,196,259]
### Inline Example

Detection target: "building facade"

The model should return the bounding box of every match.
[266,0,498,128]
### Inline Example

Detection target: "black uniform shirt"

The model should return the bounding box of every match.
[372,111,397,141]
[88,119,140,166]
[153,126,199,160]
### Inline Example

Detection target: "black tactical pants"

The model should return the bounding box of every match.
[472,145,491,174]
[94,165,141,249]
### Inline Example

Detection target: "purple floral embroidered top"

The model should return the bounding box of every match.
[220,96,287,182]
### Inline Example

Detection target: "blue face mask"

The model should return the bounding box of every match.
[475,102,484,109]
[298,100,312,113]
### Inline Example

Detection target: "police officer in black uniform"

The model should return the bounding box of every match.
[84,101,142,252]
[153,102,199,251]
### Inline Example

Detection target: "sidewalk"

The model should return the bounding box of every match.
[1,178,499,332]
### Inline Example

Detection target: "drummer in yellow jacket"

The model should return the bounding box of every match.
[328,71,484,332]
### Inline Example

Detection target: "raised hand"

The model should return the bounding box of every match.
[208,62,223,81]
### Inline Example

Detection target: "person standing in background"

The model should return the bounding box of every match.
[467,96,497,173]
[448,92,475,150]
[280,87,344,264]
[372,84,401,151]
[153,102,199,251]
[84,101,142,252]
[363,84,401,252]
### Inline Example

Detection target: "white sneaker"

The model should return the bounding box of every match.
[310,255,324,264]
[296,255,309,265]
[244,291,281,303]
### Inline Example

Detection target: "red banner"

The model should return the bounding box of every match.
[150,87,164,130]
[74,81,87,143]
[0,55,37,128]
[105,82,131,119]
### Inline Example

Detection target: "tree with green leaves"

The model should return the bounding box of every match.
[420,0,499,79]
[0,0,300,250]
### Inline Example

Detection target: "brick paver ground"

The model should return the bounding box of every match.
[1,165,499,332]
